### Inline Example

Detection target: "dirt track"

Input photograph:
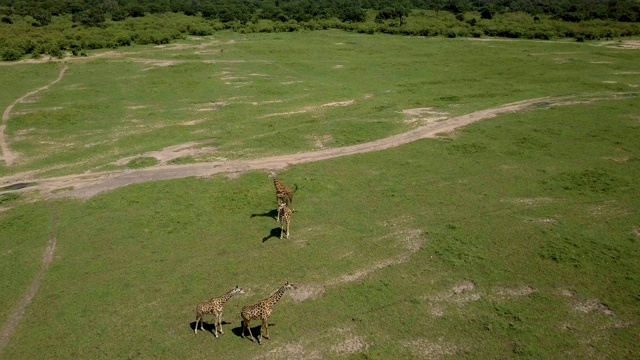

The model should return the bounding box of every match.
[0,65,69,166]
[14,92,623,200]
[0,224,57,356]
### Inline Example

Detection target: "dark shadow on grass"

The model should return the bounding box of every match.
[0,182,35,191]
[189,320,232,334]
[262,227,283,243]
[250,208,279,221]
[231,323,276,342]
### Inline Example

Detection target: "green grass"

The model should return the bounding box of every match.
[0,32,639,358]
[2,30,640,178]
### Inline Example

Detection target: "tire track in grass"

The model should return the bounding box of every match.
[0,211,58,356]
[1,65,68,166]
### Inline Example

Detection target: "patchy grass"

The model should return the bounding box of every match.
[1,97,639,358]
[0,32,639,358]
[124,156,159,169]
[2,31,640,178]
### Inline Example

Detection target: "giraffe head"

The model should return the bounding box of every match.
[268,171,277,179]
[283,281,297,291]
[231,285,245,296]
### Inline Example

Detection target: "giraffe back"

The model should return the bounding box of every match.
[270,172,294,206]
[278,203,292,226]
[241,282,296,321]
[196,285,244,317]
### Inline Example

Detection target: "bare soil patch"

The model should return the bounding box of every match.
[332,334,369,354]
[402,107,448,118]
[610,40,640,50]
[113,142,218,166]
[574,299,614,316]
[402,338,458,359]
[493,286,536,299]
[290,285,326,302]
[261,99,354,118]
[325,229,424,287]
[502,197,558,206]
[422,281,481,317]
[306,134,334,149]
[254,342,322,360]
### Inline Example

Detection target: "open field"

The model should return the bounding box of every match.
[0,30,639,358]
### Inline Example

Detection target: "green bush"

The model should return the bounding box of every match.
[1,47,22,61]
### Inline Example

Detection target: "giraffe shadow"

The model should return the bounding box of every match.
[189,320,233,334]
[231,323,276,340]
[250,209,279,222]
[262,228,283,243]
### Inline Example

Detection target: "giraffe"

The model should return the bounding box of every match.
[240,282,296,344]
[278,202,292,239]
[194,285,244,337]
[268,171,296,212]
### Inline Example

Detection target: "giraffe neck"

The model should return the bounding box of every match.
[265,285,287,308]
[218,288,236,305]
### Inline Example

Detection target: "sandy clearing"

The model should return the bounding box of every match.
[1,65,68,166]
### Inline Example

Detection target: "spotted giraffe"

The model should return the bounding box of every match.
[195,285,244,337]
[268,171,296,212]
[278,202,292,239]
[241,282,296,344]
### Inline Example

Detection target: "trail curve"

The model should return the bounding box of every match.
[1,65,69,166]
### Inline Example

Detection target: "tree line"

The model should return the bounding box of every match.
[1,1,639,61]
[0,0,639,27]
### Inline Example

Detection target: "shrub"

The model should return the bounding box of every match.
[1,47,22,61]
[480,8,493,20]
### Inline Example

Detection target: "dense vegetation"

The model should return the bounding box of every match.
[0,0,639,60]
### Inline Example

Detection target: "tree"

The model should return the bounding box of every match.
[31,7,52,26]
[340,6,367,22]
[480,7,492,19]
[72,9,106,27]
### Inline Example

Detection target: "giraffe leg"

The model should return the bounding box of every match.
[218,314,224,335]
[211,315,218,338]
[244,320,256,343]
[257,322,264,344]
[286,219,290,239]
[262,319,270,340]
[194,316,200,335]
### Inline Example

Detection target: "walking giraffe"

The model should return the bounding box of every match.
[240,282,296,344]
[268,171,296,212]
[194,285,244,337]
[278,202,292,239]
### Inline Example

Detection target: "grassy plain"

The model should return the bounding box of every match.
[0,30,639,358]
[1,31,639,178]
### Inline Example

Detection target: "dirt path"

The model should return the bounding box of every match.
[0,92,632,199]
[1,65,69,166]
[0,220,57,356]
[31,93,627,199]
